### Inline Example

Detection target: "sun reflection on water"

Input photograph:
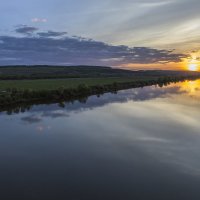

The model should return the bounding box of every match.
[179,79,200,95]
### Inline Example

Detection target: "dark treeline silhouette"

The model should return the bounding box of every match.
[0,66,135,80]
[0,65,200,80]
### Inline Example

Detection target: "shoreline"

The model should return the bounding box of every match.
[0,75,199,113]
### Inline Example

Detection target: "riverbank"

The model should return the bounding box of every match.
[0,75,200,112]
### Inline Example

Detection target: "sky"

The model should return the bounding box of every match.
[0,0,200,70]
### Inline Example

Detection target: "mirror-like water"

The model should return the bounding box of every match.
[1,80,200,200]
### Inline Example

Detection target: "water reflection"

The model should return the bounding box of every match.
[7,80,200,124]
[180,79,200,95]
[1,82,185,116]
[0,80,200,199]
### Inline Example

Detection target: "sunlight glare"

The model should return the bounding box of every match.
[188,63,198,71]
[187,53,200,71]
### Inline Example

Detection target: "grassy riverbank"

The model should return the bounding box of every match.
[0,75,199,108]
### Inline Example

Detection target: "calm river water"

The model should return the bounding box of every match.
[1,80,200,200]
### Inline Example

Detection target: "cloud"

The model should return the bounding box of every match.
[15,25,38,35]
[31,18,47,23]
[0,30,186,66]
[0,0,200,52]
[104,0,200,49]
[140,1,172,8]
[37,31,68,38]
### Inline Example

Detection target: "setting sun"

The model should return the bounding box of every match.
[187,53,200,71]
[188,63,198,71]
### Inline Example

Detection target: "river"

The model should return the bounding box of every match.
[0,79,200,199]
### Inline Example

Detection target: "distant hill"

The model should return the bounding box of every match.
[0,65,199,80]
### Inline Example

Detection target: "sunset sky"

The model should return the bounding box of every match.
[0,0,200,70]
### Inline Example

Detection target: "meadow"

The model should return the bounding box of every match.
[0,66,200,108]
[0,77,155,91]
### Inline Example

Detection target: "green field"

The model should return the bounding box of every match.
[0,77,153,91]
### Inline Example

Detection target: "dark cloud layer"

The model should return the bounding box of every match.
[37,31,68,38]
[15,25,38,35]
[0,30,186,66]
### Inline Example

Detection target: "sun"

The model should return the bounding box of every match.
[188,63,198,71]
[187,53,200,71]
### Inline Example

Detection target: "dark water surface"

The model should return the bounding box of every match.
[1,80,200,200]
